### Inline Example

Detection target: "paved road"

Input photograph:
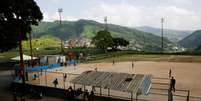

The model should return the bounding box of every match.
[0,70,13,101]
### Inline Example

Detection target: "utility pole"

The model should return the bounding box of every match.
[58,8,63,53]
[161,18,165,53]
[104,16,108,31]
[17,15,25,86]
[17,15,26,101]
[143,33,146,51]
[29,32,33,67]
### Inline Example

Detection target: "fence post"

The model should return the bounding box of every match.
[136,92,138,101]
[186,90,190,101]
[45,70,47,87]
[37,72,40,84]
[73,83,75,90]
[131,92,133,101]
[108,88,110,96]
[100,87,102,96]
[168,89,173,101]
[63,73,65,89]
[169,69,172,78]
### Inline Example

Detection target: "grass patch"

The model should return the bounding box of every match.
[87,54,201,63]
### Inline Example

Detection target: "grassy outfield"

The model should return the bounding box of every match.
[87,54,201,63]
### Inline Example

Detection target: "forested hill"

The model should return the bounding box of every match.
[136,26,192,43]
[32,19,175,51]
[178,30,201,50]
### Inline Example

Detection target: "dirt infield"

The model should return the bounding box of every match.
[27,61,201,101]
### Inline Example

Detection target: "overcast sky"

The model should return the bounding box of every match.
[35,0,201,30]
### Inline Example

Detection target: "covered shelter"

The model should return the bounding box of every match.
[11,54,37,61]
[71,71,152,101]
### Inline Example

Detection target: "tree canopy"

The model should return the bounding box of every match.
[0,0,43,52]
[112,38,129,50]
[92,30,113,52]
[92,30,129,52]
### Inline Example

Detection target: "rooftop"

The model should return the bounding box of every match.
[71,71,152,95]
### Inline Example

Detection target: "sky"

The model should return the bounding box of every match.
[35,0,201,30]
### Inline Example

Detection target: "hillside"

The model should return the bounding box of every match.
[178,30,201,50]
[195,45,201,51]
[22,36,60,50]
[136,26,192,42]
[32,19,175,51]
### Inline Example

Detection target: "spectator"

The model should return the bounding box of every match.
[65,89,70,101]
[53,78,58,88]
[84,90,89,101]
[63,74,67,82]
[90,90,94,101]
[33,74,37,80]
[67,86,74,101]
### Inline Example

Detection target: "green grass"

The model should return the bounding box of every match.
[87,52,201,63]
[22,36,60,50]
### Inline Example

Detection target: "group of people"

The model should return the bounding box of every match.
[112,60,135,69]
[65,86,95,101]
[52,78,95,101]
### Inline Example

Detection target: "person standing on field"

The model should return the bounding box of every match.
[169,69,172,78]
[64,74,67,82]
[112,60,115,65]
[170,76,176,92]
[132,60,134,69]
[53,78,59,88]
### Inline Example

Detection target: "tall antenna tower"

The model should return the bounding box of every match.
[58,8,63,53]
[58,8,63,25]
[161,18,165,53]
[104,16,108,31]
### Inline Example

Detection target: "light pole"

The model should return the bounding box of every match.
[161,18,165,53]
[104,16,108,31]
[16,15,25,86]
[58,8,63,53]
[29,32,33,67]
[143,33,146,51]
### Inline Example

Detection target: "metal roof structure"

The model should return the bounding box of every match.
[71,71,152,95]
[11,54,37,61]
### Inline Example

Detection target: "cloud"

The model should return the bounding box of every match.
[48,0,64,3]
[43,12,79,22]
[41,1,201,30]
[82,2,201,30]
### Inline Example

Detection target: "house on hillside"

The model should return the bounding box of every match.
[64,37,91,48]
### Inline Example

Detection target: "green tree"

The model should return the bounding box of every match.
[92,30,113,52]
[0,0,43,52]
[112,38,129,50]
